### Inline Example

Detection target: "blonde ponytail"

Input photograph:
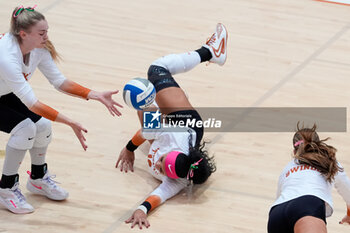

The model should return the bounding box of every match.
[11,6,61,62]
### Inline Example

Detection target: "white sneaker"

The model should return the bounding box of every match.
[0,183,34,214]
[26,171,69,201]
[203,23,228,66]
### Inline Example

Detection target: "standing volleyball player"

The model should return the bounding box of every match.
[268,124,350,233]
[0,5,122,214]
[116,23,227,229]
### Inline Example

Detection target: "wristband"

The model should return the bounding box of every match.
[30,102,59,121]
[141,201,152,213]
[137,205,148,215]
[126,140,138,152]
[143,196,160,212]
[62,82,91,99]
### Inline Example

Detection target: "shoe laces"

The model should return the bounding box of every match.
[12,184,26,203]
[27,171,60,188]
[206,33,217,46]
[43,174,60,188]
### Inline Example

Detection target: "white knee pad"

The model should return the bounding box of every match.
[33,117,52,148]
[8,118,36,150]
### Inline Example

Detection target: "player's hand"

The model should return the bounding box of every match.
[116,147,135,172]
[340,215,350,225]
[70,121,88,151]
[88,90,123,116]
[125,209,150,229]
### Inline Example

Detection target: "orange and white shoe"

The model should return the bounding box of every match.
[0,183,34,214]
[26,171,68,201]
[203,23,228,66]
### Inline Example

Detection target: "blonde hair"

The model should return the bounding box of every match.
[44,40,61,61]
[292,123,343,182]
[10,6,60,61]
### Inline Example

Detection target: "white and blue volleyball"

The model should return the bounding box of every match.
[123,78,156,110]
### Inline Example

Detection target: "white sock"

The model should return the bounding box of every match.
[29,146,47,165]
[152,52,201,75]
[2,145,26,175]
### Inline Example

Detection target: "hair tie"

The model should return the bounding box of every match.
[187,158,203,180]
[13,5,37,18]
[294,140,304,147]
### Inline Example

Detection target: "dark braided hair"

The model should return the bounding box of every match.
[188,140,216,184]
[174,130,216,184]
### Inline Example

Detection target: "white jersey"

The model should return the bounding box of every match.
[142,126,196,204]
[273,159,350,217]
[0,33,66,107]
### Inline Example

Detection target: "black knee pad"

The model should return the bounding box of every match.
[147,65,180,92]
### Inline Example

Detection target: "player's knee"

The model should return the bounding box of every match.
[147,64,169,80]
[33,117,52,148]
[147,65,179,92]
[8,118,36,150]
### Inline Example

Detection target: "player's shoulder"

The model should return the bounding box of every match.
[0,34,21,67]
[281,159,298,171]
[0,34,18,55]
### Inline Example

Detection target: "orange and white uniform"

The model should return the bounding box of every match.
[0,33,66,107]
[142,126,196,203]
[273,159,350,217]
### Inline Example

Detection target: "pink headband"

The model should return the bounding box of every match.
[294,140,304,147]
[164,151,181,179]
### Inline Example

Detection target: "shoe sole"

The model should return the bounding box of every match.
[218,23,228,66]
[0,196,34,214]
[207,23,228,66]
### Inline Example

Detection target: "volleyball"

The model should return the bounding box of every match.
[123,78,156,110]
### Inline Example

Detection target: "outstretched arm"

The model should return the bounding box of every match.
[125,195,161,229]
[59,79,123,116]
[0,60,88,150]
[125,178,187,229]
[30,100,88,150]
[37,49,122,116]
